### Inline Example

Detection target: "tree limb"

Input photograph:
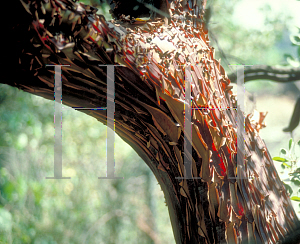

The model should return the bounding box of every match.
[228,65,300,83]
[1,1,300,243]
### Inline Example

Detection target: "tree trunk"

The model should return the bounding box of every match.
[2,0,300,243]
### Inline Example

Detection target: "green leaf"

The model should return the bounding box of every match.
[298,46,300,59]
[273,157,288,162]
[280,148,287,155]
[289,138,293,150]
[284,54,294,60]
[290,34,300,45]
[284,54,300,67]
[297,139,300,147]
[288,57,299,67]
[283,162,292,168]
[290,196,300,202]
[291,178,300,186]
[290,171,300,177]
[283,182,293,195]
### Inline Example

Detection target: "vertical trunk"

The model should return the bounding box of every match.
[2,0,299,243]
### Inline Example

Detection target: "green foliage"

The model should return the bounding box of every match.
[80,0,112,19]
[0,84,174,243]
[273,156,289,163]
[291,196,300,202]
[209,0,292,75]
[273,138,300,208]
[283,26,300,67]
[283,182,294,195]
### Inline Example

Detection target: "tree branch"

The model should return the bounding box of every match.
[2,1,300,243]
[228,65,300,83]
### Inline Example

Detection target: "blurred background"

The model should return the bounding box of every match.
[0,0,300,243]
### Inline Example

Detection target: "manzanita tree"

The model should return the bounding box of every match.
[2,0,300,243]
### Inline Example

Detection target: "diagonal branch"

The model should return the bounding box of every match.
[228,65,300,133]
[228,65,300,83]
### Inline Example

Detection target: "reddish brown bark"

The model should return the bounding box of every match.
[2,0,299,243]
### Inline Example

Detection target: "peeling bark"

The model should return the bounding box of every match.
[1,0,299,243]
